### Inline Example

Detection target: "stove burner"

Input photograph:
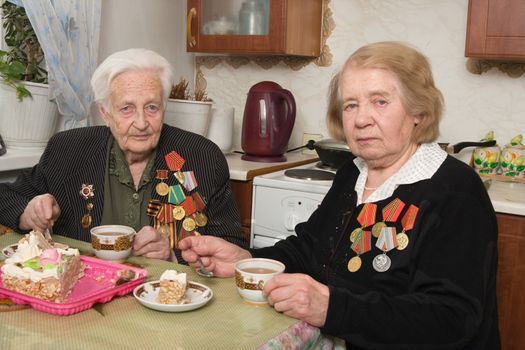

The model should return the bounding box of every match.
[284,169,335,181]
[314,161,338,172]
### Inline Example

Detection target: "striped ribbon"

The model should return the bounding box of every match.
[147,199,162,217]
[350,230,371,255]
[164,150,185,171]
[168,184,186,205]
[382,198,405,222]
[401,204,419,231]
[357,203,377,227]
[192,192,206,211]
[182,196,197,216]
[375,226,398,252]
[156,203,175,224]
[183,171,198,192]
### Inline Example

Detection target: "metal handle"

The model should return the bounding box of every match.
[186,7,197,47]
[259,99,267,137]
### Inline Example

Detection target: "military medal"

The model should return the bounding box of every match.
[79,184,95,228]
[155,170,169,196]
[372,253,391,272]
[373,226,397,272]
[349,227,362,243]
[194,212,208,227]
[172,206,186,220]
[371,221,385,238]
[174,171,185,185]
[396,204,419,251]
[182,171,198,192]
[373,198,405,238]
[182,217,196,232]
[348,230,371,272]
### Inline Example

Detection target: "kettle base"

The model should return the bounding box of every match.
[241,154,287,163]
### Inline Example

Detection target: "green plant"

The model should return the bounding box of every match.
[169,77,211,102]
[0,1,47,100]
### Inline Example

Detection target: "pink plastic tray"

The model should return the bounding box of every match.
[0,256,147,315]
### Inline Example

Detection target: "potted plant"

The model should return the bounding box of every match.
[164,77,213,136]
[0,1,59,150]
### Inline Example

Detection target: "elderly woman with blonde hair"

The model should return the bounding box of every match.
[179,42,499,349]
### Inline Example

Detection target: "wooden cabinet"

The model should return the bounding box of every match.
[496,213,525,350]
[186,0,323,57]
[466,0,525,60]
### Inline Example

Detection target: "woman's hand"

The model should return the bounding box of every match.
[19,194,61,232]
[179,235,252,277]
[264,273,330,327]
[133,226,171,260]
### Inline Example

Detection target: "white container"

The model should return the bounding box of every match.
[164,99,212,136]
[90,225,136,261]
[234,258,285,304]
[206,106,234,153]
[0,81,59,150]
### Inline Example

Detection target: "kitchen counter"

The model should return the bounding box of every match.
[487,180,525,216]
[225,151,318,181]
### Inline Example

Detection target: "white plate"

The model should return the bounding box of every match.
[1,244,18,258]
[133,280,213,312]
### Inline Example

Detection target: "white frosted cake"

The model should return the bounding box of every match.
[157,269,188,304]
[1,231,84,302]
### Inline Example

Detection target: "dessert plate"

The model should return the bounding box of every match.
[1,244,18,258]
[133,280,213,312]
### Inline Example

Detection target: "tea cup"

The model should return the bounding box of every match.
[90,225,135,261]
[234,258,285,304]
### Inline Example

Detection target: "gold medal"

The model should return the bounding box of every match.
[194,212,208,227]
[349,228,362,243]
[371,221,386,238]
[81,214,92,228]
[172,206,186,220]
[159,223,170,237]
[347,255,362,272]
[175,171,185,184]
[396,232,409,250]
[156,182,169,196]
[182,217,196,232]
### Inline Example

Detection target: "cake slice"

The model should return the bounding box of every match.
[1,231,84,302]
[157,269,188,304]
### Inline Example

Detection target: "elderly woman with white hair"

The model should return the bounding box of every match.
[0,48,247,260]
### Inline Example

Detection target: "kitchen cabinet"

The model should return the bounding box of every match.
[496,213,525,350]
[186,0,323,57]
[465,0,525,60]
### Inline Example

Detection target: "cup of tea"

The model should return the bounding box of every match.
[90,225,135,261]
[234,258,285,304]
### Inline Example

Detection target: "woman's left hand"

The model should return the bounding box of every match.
[133,226,171,260]
[263,273,329,327]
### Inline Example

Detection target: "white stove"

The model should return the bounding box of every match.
[250,162,335,248]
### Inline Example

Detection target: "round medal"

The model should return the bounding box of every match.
[81,214,92,228]
[172,206,186,220]
[155,182,169,196]
[372,254,391,272]
[347,256,362,272]
[175,171,185,184]
[182,217,196,232]
[396,232,409,250]
[349,228,362,243]
[194,212,208,227]
[371,221,386,238]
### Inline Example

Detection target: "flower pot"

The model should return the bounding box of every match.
[164,99,212,136]
[0,81,59,150]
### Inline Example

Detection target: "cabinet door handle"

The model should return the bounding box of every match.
[187,7,197,48]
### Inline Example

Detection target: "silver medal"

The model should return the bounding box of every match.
[372,253,391,272]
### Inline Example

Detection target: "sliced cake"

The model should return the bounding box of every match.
[157,269,188,304]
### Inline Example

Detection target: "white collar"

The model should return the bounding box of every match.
[354,143,447,205]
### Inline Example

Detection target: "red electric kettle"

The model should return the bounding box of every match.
[241,81,296,162]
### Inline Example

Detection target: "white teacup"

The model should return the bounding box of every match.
[234,258,285,304]
[90,225,135,261]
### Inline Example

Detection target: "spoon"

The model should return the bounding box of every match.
[196,258,214,278]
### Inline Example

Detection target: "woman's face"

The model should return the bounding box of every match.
[99,69,164,162]
[340,65,420,169]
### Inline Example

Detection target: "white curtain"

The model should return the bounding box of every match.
[8,0,101,129]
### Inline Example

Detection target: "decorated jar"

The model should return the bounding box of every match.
[472,131,500,174]
[500,135,525,177]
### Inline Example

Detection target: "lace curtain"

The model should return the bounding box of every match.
[8,0,101,129]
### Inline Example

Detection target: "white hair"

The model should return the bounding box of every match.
[91,48,174,109]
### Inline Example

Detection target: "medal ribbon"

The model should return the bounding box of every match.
[181,197,197,216]
[156,204,175,224]
[164,151,185,171]
[375,227,398,252]
[156,169,168,180]
[192,192,206,211]
[183,171,198,192]
[356,203,377,228]
[401,204,419,231]
[350,230,371,255]
[168,184,186,205]
[382,198,405,222]
[147,199,162,217]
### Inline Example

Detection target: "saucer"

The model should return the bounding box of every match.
[133,280,213,312]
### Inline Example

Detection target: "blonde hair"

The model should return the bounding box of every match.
[326,41,443,144]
